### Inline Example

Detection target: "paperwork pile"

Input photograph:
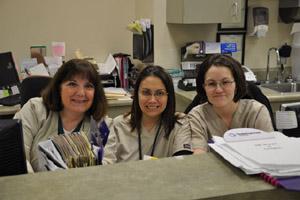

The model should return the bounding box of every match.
[104,87,132,100]
[209,128,300,176]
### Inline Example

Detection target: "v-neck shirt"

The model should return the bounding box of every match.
[188,99,274,150]
[103,114,192,163]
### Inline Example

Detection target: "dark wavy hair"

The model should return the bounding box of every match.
[42,59,107,121]
[196,54,246,103]
[127,65,177,138]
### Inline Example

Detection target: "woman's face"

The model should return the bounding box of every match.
[203,65,236,108]
[138,76,168,121]
[60,75,95,115]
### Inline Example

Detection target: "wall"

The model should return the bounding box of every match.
[0,0,293,71]
[0,0,134,65]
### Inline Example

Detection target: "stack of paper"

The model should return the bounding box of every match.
[209,128,300,176]
[27,63,50,76]
[38,132,97,170]
[104,87,132,100]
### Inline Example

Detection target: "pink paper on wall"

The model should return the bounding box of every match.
[52,42,65,57]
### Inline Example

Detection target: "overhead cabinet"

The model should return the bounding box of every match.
[167,0,243,24]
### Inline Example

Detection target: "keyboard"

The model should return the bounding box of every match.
[0,94,21,106]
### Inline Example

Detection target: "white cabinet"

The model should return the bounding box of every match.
[167,0,243,24]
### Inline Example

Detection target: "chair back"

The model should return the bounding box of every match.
[0,119,27,176]
[20,76,52,107]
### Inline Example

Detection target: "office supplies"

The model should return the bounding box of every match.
[0,119,27,176]
[26,63,49,76]
[97,54,117,75]
[178,41,208,91]
[104,87,131,100]
[209,128,300,177]
[41,132,97,169]
[38,140,68,170]
[30,45,46,57]
[44,56,62,76]
[261,173,300,191]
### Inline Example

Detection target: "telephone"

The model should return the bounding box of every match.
[242,65,257,83]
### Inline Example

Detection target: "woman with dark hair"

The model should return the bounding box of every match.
[14,59,110,172]
[104,65,192,163]
[188,54,273,154]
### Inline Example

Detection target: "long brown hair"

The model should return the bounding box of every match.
[127,65,177,138]
[42,59,107,121]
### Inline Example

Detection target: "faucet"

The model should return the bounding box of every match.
[266,47,281,84]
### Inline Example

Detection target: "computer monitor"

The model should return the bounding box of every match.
[0,119,27,176]
[0,52,20,88]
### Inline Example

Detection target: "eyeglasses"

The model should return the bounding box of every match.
[139,89,168,99]
[204,80,235,90]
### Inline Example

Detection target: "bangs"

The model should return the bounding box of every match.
[63,65,97,84]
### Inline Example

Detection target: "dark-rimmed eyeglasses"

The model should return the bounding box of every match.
[139,89,168,99]
[204,80,235,90]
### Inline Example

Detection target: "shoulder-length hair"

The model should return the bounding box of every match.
[128,65,177,138]
[42,59,107,121]
[196,54,246,102]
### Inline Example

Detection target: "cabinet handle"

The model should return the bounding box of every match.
[232,2,238,17]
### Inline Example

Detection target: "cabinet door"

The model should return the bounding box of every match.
[167,0,243,24]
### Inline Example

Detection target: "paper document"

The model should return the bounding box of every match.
[27,63,49,76]
[21,58,38,71]
[276,111,298,130]
[223,128,274,142]
[11,85,20,95]
[98,54,116,75]
[104,87,127,95]
[104,87,132,100]
[45,56,63,76]
[205,42,221,54]
[38,140,68,169]
[209,128,300,176]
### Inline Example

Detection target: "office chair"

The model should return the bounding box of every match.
[20,76,52,107]
[0,119,27,176]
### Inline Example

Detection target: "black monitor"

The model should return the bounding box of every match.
[0,52,20,88]
[0,119,27,176]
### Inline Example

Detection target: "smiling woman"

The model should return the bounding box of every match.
[14,59,111,172]
[188,54,274,154]
[103,65,193,164]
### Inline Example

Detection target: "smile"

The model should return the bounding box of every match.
[71,99,88,103]
[145,105,160,109]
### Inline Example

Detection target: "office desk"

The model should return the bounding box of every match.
[0,99,131,119]
[107,98,132,118]
[1,153,298,200]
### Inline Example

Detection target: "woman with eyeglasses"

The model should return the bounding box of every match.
[188,54,274,154]
[103,65,193,163]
